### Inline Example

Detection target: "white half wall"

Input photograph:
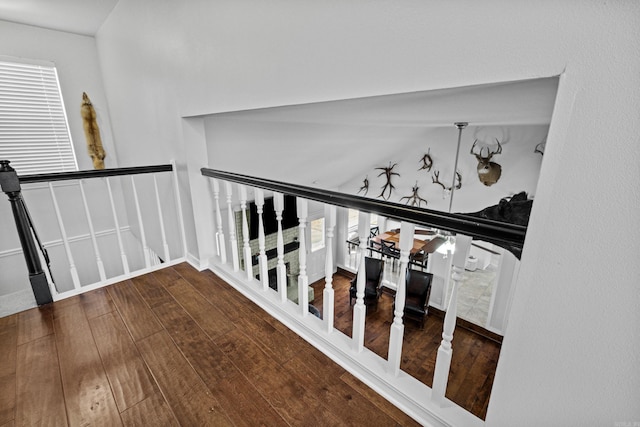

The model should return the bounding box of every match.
[94,1,640,425]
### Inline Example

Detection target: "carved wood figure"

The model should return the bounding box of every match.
[399,182,428,207]
[81,92,106,169]
[375,162,400,200]
[418,149,433,172]
[470,139,502,186]
[357,176,369,196]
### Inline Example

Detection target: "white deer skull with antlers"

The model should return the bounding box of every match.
[470,139,503,186]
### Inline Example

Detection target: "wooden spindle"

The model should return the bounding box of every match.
[238,184,253,281]
[131,176,151,268]
[212,179,226,263]
[48,182,80,290]
[170,160,188,258]
[153,174,171,262]
[323,204,337,333]
[104,177,129,275]
[352,211,370,352]
[78,180,106,281]
[273,192,287,303]
[225,181,239,271]
[296,197,309,316]
[255,189,269,291]
[388,221,414,375]
[432,234,472,406]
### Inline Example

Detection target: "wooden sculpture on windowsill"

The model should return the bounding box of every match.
[81,92,106,169]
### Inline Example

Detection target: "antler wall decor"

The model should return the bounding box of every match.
[399,182,428,207]
[375,162,400,200]
[470,138,503,186]
[357,176,369,195]
[432,170,462,198]
[418,149,434,172]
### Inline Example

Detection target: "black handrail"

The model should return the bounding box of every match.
[200,168,527,253]
[1,161,175,306]
[18,164,173,184]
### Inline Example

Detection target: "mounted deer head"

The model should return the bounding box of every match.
[470,139,502,186]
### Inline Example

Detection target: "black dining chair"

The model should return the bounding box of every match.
[394,269,434,329]
[349,257,384,310]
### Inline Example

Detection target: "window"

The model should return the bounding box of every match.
[310,217,325,252]
[0,58,77,175]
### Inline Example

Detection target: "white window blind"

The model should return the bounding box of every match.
[0,59,78,175]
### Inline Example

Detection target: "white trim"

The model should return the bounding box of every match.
[50,257,187,302]
[0,226,131,259]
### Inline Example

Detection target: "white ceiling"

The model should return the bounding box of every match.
[0,0,119,36]
[214,78,559,128]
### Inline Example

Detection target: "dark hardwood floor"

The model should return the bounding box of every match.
[310,270,501,420]
[0,263,420,427]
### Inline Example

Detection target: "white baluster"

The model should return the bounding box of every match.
[432,234,472,406]
[170,160,188,258]
[225,181,239,271]
[78,180,106,281]
[352,211,370,352]
[104,178,129,275]
[131,176,151,268]
[238,184,253,281]
[153,174,170,262]
[273,192,287,303]
[255,189,269,291]
[212,179,226,263]
[48,183,80,290]
[388,221,414,375]
[323,204,337,333]
[296,197,309,316]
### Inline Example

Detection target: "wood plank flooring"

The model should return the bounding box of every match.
[311,270,501,420]
[2,263,419,426]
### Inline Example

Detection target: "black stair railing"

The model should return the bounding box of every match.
[1,160,174,306]
[0,160,52,305]
[200,168,527,255]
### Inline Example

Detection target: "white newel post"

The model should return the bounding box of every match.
[225,182,239,271]
[323,204,337,333]
[297,197,309,317]
[255,189,269,291]
[273,192,287,303]
[352,211,371,352]
[432,234,472,406]
[388,221,414,376]
[238,185,253,281]
[212,179,226,263]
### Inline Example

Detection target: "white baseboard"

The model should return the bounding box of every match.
[186,252,209,271]
[0,289,37,317]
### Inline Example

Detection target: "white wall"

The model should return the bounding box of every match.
[95,1,640,424]
[0,20,122,301]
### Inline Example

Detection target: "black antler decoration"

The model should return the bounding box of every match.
[357,176,369,196]
[375,162,400,200]
[400,182,428,207]
[418,149,433,172]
